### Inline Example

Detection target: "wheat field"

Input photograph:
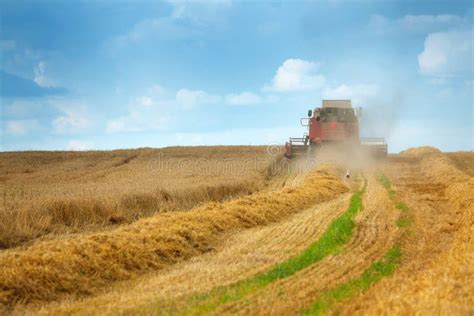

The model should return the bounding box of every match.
[1,146,473,315]
[0,146,274,249]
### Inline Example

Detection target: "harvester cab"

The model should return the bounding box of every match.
[284,100,388,159]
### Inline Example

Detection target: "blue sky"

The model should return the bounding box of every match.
[1,0,473,152]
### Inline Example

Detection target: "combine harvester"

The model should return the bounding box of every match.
[284,100,387,159]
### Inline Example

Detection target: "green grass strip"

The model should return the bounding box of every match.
[377,173,392,190]
[301,244,401,316]
[174,181,367,315]
[395,201,409,212]
[299,173,411,315]
[377,174,396,200]
[396,217,413,228]
[377,173,413,228]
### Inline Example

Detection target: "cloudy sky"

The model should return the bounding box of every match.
[1,0,473,152]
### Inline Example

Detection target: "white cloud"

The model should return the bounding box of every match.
[225,92,262,105]
[137,96,154,108]
[33,61,57,87]
[34,61,47,86]
[4,99,91,135]
[67,140,94,151]
[322,83,378,106]
[5,119,40,136]
[264,59,326,92]
[176,89,222,108]
[106,93,170,133]
[52,101,91,134]
[149,84,167,97]
[53,115,90,134]
[418,31,473,76]
[106,85,226,134]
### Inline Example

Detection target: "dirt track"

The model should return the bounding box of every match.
[335,148,474,315]
[4,148,474,315]
[211,173,400,315]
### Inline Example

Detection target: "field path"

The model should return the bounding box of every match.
[19,184,353,315]
[335,149,474,315]
[210,172,400,315]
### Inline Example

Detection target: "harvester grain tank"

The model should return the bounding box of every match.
[284,100,387,158]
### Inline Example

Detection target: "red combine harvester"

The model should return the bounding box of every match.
[284,100,387,158]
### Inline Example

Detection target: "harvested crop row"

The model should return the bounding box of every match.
[212,172,399,315]
[19,193,353,315]
[336,148,474,315]
[303,245,402,315]
[164,182,367,316]
[0,164,348,307]
[300,173,411,315]
[0,147,270,249]
[0,180,263,250]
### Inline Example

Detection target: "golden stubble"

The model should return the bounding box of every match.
[0,154,347,308]
[335,148,474,315]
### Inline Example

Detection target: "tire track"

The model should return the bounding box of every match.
[212,172,400,315]
[335,151,474,315]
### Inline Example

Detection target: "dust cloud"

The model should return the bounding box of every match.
[359,95,402,148]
